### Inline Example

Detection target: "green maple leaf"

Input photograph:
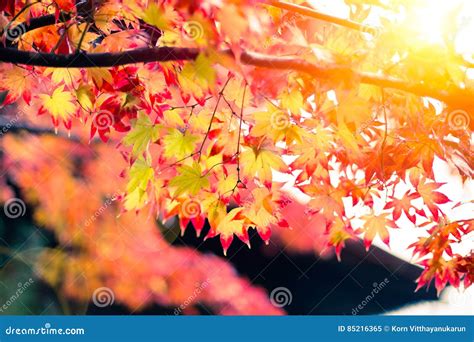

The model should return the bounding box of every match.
[169,162,209,196]
[123,112,160,156]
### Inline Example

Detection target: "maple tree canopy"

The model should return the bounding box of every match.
[0,0,473,312]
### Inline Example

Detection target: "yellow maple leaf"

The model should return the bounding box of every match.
[252,103,302,144]
[87,68,113,88]
[240,144,287,185]
[161,110,185,128]
[188,108,213,133]
[223,78,251,107]
[124,158,155,211]
[38,86,76,126]
[141,3,178,31]
[336,92,373,128]
[215,208,246,255]
[178,54,216,97]
[163,129,198,160]
[359,212,395,250]
[244,188,278,229]
[68,23,99,51]
[76,85,94,111]
[44,68,81,87]
[201,196,227,230]
[1,65,29,101]
[279,88,304,115]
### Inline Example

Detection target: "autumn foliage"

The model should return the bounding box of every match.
[0,0,473,313]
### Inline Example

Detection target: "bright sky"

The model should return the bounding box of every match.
[280,0,474,263]
[309,0,474,60]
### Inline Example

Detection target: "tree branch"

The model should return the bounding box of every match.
[266,0,379,35]
[1,46,471,106]
[4,12,71,40]
[0,46,200,67]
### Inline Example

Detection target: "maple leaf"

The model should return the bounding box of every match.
[359,212,396,250]
[415,178,450,220]
[178,54,216,98]
[38,86,76,129]
[44,68,81,87]
[242,187,286,244]
[123,113,160,156]
[163,129,198,160]
[124,158,155,211]
[214,207,246,255]
[202,196,227,232]
[141,3,176,31]
[301,181,345,220]
[416,257,460,295]
[327,218,355,261]
[76,85,94,111]
[334,92,373,129]
[384,191,419,224]
[87,68,113,88]
[223,78,251,107]
[251,103,302,144]
[169,162,209,196]
[398,130,445,177]
[240,141,287,186]
[67,23,99,51]
[279,88,304,115]
[0,65,31,104]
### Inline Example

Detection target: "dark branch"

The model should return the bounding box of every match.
[0,46,200,67]
[5,12,71,38]
[1,46,470,106]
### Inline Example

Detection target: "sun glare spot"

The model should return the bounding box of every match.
[405,0,474,54]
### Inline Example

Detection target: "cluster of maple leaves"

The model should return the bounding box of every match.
[0,0,472,309]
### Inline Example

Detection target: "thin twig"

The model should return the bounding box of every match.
[197,77,232,161]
